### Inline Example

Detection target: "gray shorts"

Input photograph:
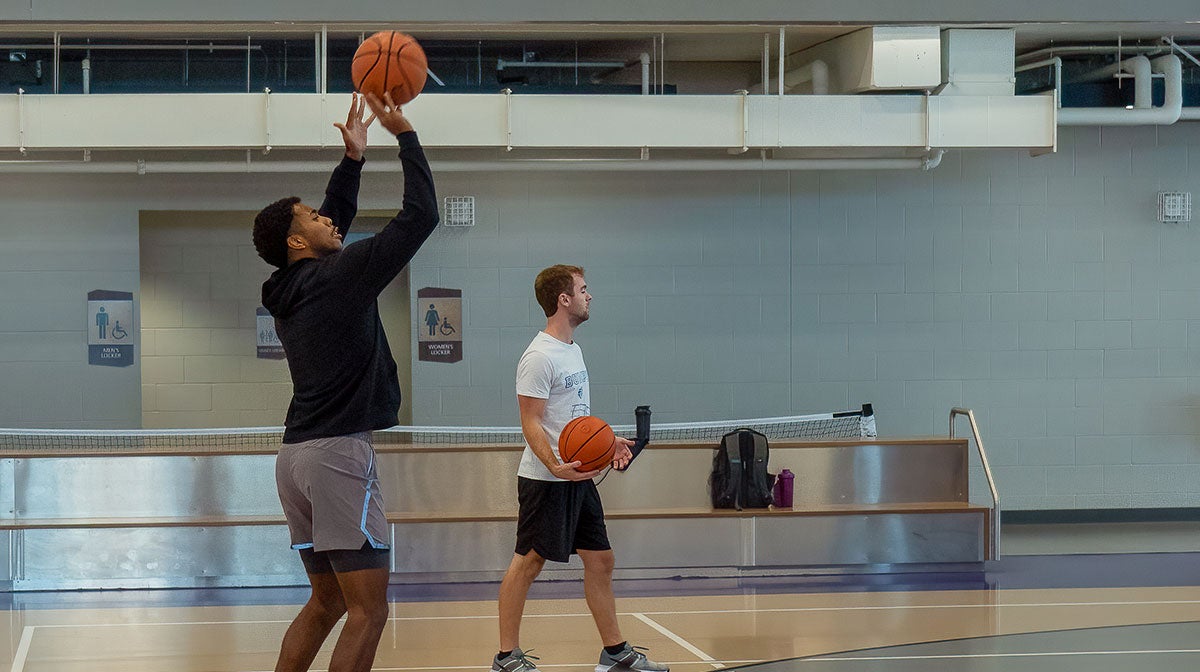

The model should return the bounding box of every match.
[275,432,390,553]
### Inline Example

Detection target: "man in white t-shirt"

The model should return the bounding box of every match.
[491,265,669,672]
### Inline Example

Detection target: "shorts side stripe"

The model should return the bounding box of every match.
[360,450,389,550]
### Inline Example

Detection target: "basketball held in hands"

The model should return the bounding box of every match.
[351,31,428,106]
[559,416,617,472]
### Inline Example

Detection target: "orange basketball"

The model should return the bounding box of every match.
[559,416,616,472]
[351,31,427,105]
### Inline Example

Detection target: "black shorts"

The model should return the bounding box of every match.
[299,541,390,574]
[515,476,611,563]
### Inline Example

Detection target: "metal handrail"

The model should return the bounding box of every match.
[950,407,1000,560]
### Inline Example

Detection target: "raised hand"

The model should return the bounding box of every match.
[363,91,415,137]
[334,92,376,161]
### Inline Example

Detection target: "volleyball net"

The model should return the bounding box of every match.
[0,404,875,456]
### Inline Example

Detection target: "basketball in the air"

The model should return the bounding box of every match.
[559,416,617,471]
[351,31,427,105]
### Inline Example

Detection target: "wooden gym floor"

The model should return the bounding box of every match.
[3,552,1200,671]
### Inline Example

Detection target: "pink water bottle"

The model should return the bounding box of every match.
[775,469,794,508]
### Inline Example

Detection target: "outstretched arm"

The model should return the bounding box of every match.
[331,92,438,296]
[318,93,376,236]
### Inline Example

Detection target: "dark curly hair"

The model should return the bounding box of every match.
[253,196,300,269]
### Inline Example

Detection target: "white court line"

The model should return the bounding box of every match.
[18,598,1200,670]
[28,597,1200,629]
[810,648,1200,662]
[639,598,1200,616]
[633,612,725,669]
[10,626,34,672]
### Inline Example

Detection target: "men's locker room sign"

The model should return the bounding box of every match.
[87,289,134,367]
[417,287,462,363]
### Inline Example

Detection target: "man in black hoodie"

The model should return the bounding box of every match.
[252,92,438,672]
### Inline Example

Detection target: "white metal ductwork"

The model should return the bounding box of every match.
[751,59,830,95]
[1058,54,1183,126]
[0,150,946,173]
[0,25,1062,173]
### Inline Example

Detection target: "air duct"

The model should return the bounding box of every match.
[751,59,829,95]
[0,151,946,174]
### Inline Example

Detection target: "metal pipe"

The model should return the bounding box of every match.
[0,42,263,52]
[1058,54,1182,126]
[650,33,656,94]
[313,31,320,94]
[1015,57,1062,109]
[950,407,999,561]
[640,53,649,95]
[81,57,90,94]
[1018,42,1194,63]
[496,59,627,70]
[762,33,770,94]
[1163,36,1200,69]
[1069,55,1152,108]
[245,35,251,93]
[777,27,785,97]
[659,33,665,95]
[320,25,327,96]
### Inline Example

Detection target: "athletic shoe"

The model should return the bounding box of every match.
[492,647,542,672]
[595,643,670,672]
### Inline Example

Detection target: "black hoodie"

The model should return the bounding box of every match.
[261,131,438,444]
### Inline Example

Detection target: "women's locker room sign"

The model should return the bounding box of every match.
[417,287,462,363]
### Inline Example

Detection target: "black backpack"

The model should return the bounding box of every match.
[709,428,774,509]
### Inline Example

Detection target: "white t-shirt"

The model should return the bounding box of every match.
[515,331,590,481]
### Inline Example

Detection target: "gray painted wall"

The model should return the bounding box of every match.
[2,123,1200,510]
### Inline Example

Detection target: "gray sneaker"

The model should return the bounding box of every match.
[492,647,541,672]
[596,643,670,672]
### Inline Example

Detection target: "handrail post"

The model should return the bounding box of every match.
[950,407,1000,560]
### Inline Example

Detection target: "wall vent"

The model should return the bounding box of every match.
[1157,192,1191,223]
[442,196,475,227]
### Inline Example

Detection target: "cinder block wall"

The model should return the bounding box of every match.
[2,124,1200,509]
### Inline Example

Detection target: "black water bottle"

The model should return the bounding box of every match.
[617,405,651,471]
[634,405,651,444]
